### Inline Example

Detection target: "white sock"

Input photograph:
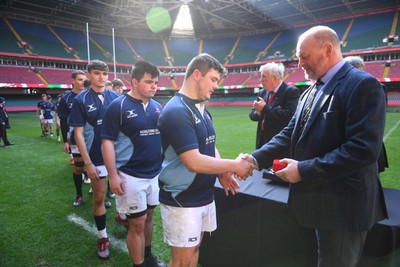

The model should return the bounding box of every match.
[98,229,107,239]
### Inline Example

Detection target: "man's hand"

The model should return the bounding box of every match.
[85,163,99,180]
[218,172,240,196]
[233,153,258,180]
[274,158,302,183]
[253,97,266,116]
[63,142,70,154]
[109,175,124,195]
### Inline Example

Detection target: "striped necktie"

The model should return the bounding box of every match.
[299,79,324,132]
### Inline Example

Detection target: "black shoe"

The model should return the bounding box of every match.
[145,255,167,267]
[4,142,14,146]
[104,200,112,209]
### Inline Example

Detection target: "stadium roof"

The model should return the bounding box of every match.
[1,0,400,39]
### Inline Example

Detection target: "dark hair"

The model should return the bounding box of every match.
[83,78,91,88]
[71,70,86,79]
[112,78,124,88]
[87,59,109,73]
[131,60,160,84]
[185,53,226,79]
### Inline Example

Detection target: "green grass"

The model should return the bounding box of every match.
[0,108,399,266]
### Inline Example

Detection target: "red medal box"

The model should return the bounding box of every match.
[272,160,287,172]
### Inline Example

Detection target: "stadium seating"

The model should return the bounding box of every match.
[201,37,237,64]
[158,75,173,88]
[0,11,398,90]
[0,65,43,84]
[166,39,200,66]
[343,13,394,52]
[388,60,400,77]
[0,11,396,64]
[364,61,386,78]
[221,73,248,86]
[285,68,306,84]
[7,19,75,58]
[39,68,72,84]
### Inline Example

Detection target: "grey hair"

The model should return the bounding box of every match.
[259,62,285,80]
[344,56,365,70]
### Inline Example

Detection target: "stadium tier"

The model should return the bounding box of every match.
[1,60,400,88]
[1,10,399,66]
[0,65,43,84]
[1,10,400,105]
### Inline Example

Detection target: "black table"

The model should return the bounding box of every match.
[199,171,400,267]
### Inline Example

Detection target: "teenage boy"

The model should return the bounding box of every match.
[70,60,119,259]
[102,60,165,267]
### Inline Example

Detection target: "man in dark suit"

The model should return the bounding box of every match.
[0,97,14,146]
[246,26,388,266]
[344,56,389,173]
[249,62,300,149]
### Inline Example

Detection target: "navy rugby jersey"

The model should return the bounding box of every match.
[101,94,163,178]
[58,91,78,144]
[57,91,77,119]
[157,92,217,207]
[37,100,46,110]
[69,88,119,166]
[42,102,55,120]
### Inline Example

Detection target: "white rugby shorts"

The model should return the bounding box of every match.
[115,171,159,215]
[160,201,217,247]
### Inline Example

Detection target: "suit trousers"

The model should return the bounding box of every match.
[315,228,368,267]
[0,124,8,143]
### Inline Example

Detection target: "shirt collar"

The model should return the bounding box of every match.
[319,60,346,85]
[272,81,282,94]
[176,92,204,104]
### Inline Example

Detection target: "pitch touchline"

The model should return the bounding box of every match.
[67,213,128,253]
[384,118,400,142]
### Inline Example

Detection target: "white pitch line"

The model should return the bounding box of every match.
[67,213,128,253]
[383,118,400,142]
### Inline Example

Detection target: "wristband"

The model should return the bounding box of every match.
[85,162,93,166]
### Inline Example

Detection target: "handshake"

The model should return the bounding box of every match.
[234,153,259,180]
[218,153,258,196]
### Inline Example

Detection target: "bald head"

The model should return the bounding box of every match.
[300,26,341,50]
[297,26,343,80]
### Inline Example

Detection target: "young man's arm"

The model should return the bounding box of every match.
[179,148,256,180]
[215,147,240,196]
[102,139,124,195]
[74,126,98,180]
[60,117,69,153]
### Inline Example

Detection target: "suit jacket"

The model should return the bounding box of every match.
[0,105,10,128]
[378,83,389,172]
[249,82,299,150]
[252,62,388,231]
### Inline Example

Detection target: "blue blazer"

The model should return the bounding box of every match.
[252,62,388,231]
[249,82,299,150]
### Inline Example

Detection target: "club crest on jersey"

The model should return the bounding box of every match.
[193,114,201,124]
[87,104,97,112]
[126,109,138,118]
[155,108,161,116]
